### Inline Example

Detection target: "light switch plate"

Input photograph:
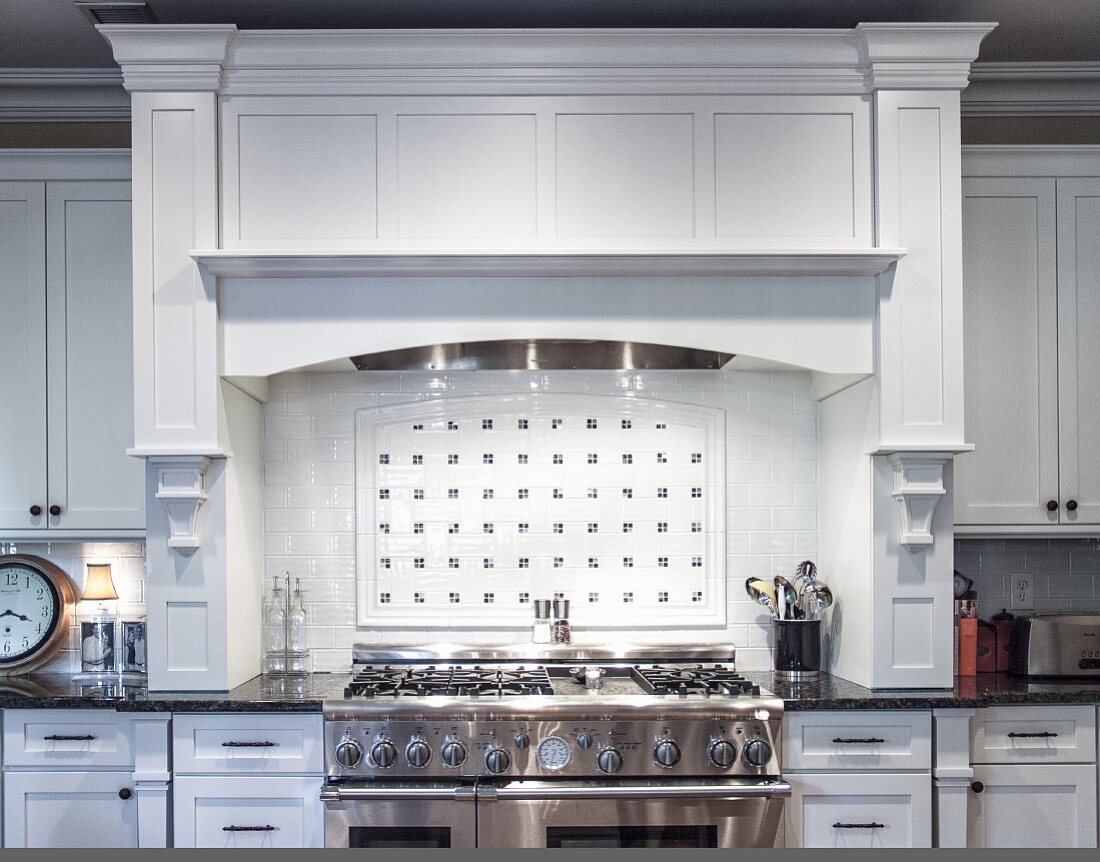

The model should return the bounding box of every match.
[1010,573,1034,611]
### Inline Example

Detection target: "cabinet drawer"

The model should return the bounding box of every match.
[173,713,324,774]
[173,775,324,848]
[2,709,137,769]
[785,772,932,848]
[782,711,931,771]
[971,706,1095,764]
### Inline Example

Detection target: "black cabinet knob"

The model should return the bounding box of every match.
[119,788,132,800]
[29,505,41,516]
[970,781,984,794]
[1046,500,1059,512]
[49,505,61,517]
[1067,500,1079,512]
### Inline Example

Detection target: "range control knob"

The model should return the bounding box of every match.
[441,739,468,767]
[575,733,593,750]
[334,739,363,769]
[653,738,682,768]
[406,738,432,768]
[369,739,397,769]
[708,738,738,769]
[596,746,623,774]
[513,732,530,750]
[742,738,773,768]
[485,747,512,775]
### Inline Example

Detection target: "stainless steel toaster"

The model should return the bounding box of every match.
[1008,614,1100,676]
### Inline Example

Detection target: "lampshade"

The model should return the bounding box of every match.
[82,563,118,601]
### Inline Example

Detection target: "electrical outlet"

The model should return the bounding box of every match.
[1010,574,1034,611]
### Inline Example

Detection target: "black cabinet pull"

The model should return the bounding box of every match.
[1047,500,1059,512]
[43,734,96,741]
[832,737,885,744]
[48,505,61,517]
[971,781,984,793]
[222,741,278,748]
[223,825,277,832]
[29,505,41,516]
[119,788,132,800]
[1007,731,1058,738]
[1067,500,1079,512]
[833,822,885,829]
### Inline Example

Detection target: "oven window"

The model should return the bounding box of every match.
[545,826,718,848]
[348,827,452,848]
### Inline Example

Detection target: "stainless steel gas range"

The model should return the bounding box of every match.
[321,645,790,848]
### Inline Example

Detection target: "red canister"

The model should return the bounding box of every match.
[992,609,1015,673]
[977,620,997,673]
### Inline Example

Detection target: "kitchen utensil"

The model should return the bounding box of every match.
[745,579,779,618]
[953,570,975,599]
[792,560,817,591]
[773,619,821,679]
[774,576,799,620]
[799,582,833,620]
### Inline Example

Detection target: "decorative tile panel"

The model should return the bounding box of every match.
[355,394,725,627]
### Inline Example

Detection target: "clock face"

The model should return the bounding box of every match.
[0,562,63,665]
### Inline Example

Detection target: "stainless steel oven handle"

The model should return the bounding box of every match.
[320,784,474,803]
[489,781,792,801]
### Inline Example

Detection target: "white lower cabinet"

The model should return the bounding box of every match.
[966,764,1097,848]
[786,772,932,848]
[4,770,139,848]
[173,775,324,848]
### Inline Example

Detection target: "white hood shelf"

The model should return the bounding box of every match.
[191,247,906,279]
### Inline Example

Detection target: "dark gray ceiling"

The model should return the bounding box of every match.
[3,0,1099,68]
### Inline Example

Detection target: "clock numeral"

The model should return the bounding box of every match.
[20,637,28,649]
[2,642,10,654]
[35,587,44,599]
[40,606,48,618]
[35,623,42,635]
[4,573,17,587]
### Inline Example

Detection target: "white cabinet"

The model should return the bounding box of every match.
[0,153,143,535]
[967,764,1097,848]
[3,770,139,848]
[957,150,1100,530]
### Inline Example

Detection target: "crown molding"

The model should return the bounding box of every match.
[0,148,131,178]
[96,24,238,91]
[962,144,1100,177]
[856,22,996,91]
[962,61,1100,116]
[0,68,129,122]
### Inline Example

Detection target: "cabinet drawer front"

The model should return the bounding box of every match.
[782,711,931,771]
[971,706,1095,764]
[2,709,135,768]
[173,714,324,774]
[967,763,1098,848]
[786,772,931,848]
[174,776,324,848]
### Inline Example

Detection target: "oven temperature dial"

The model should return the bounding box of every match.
[653,738,682,768]
[441,738,468,767]
[369,739,398,769]
[484,747,512,774]
[596,746,623,774]
[742,738,773,768]
[406,737,432,768]
[334,738,363,769]
[708,738,737,769]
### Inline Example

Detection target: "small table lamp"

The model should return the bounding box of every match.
[76,563,118,679]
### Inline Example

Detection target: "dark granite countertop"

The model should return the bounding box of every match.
[5,672,1100,713]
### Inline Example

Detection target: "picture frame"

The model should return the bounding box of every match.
[79,618,116,674]
[121,619,147,674]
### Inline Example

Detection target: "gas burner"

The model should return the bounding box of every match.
[345,664,553,698]
[631,663,760,697]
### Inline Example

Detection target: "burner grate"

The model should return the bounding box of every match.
[631,664,760,697]
[345,664,553,698]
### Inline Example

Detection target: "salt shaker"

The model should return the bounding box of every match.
[532,599,552,644]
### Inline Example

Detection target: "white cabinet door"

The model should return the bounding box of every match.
[967,763,1097,848]
[173,775,324,848]
[1056,177,1100,525]
[956,177,1059,525]
[785,772,932,848]
[3,770,139,848]
[0,181,47,531]
[45,181,143,531]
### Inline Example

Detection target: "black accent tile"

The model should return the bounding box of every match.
[519,592,530,602]
[413,489,424,500]
[692,487,702,498]
[518,558,529,568]
[449,592,460,603]
[482,419,493,430]
[622,419,632,429]
[483,523,494,534]
[658,556,668,567]
[553,488,563,499]
[378,454,390,464]
[380,592,391,604]
[517,453,528,464]
[658,591,668,602]
[553,453,564,464]
[623,592,634,603]
[483,558,494,568]
[657,487,668,498]
[413,523,424,534]
[518,523,529,533]
[623,556,633,567]
[657,452,668,463]
[412,454,423,465]
[483,453,494,464]
[692,556,702,567]
[483,488,494,499]
[622,522,633,532]
[622,453,633,464]
[379,489,390,499]
[553,523,563,534]
[449,557,459,568]
[414,592,425,604]
[448,453,459,464]
[587,453,598,464]
[692,521,702,533]
[379,523,390,534]
[483,592,494,604]
[518,488,529,499]
[517,419,528,430]
[622,488,633,498]
[414,557,425,569]
[380,557,390,568]
[588,592,599,602]
[588,557,598,568]
[587,418,597,429]
[447,420,458,431]
[449,523,459,533]
[657,522,668,533]
[587,523,598,533]
[448,488,459,499]
[587,488,598,499]
[692,453,702,463]
[553,557,564,568]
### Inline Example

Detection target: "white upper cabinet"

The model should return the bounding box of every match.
[0,156,143,535]
[957,151,1100,531]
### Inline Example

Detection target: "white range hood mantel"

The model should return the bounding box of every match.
[191,248,907,279]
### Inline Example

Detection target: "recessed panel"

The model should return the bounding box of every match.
[891,597,934,669]
[237,114,377,241]
[166,601,210,671]
[715,113,854,238]
[396,114,536,238]
[555,113,695,238]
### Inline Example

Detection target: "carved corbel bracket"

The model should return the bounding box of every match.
[149,456,211,556]
[887,452,952,551]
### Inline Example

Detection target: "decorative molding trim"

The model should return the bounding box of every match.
[962,144,1100,177]
[193,247,906,279]
[886,452,952,550]
[0,68,129,122]
[963,62,1100,116]
[96,24,237,92]
[150,456,211,555]
[857,22,995,91]
[0,148,131,179]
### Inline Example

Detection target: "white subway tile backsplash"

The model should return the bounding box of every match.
[957,538,1100,615]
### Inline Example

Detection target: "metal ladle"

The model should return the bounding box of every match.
[799,582,833,620]
[745,578,779,618]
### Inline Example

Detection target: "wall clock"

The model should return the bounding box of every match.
[0,554,77,675]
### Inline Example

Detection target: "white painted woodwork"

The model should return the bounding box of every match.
[3,770,140,848]
[887,453,951,549]
[173,713,324,774]
[785,772,932,848]
[151,456,210,554]
[966,763,1097,848]
[964,64,1100,118]
[0,181,47,531]
[931,708,976,849]
[1056,178,1100,525]
[173,775,325,848]
[782,711,931,772]
[45,181,144,531]
[3,709,137,769]
[970,705,1096,765]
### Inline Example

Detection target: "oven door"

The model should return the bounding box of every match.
[477,778,791,848]
[320,782,476,848]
